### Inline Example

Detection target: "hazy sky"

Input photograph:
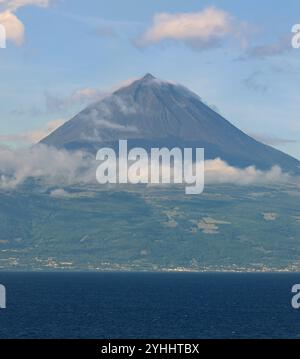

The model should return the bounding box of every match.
[0,0,300,159]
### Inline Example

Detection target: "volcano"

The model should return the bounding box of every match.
[41,73,300,173]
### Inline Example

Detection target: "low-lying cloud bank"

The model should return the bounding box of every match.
[0,144,295,190]
[0,144,95,189]
[204,158,291,185]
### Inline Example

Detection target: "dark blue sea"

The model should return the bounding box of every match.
[0,272,300,339]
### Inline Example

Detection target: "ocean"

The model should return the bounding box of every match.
[0,272,300,339]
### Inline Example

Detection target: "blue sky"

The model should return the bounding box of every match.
[0,0,300,159]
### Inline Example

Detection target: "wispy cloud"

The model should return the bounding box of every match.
[95,24,118,38]
[242,71,268,93]
[243,35,291,60]
[45,88,107,113]
[0,0,49,11]
[0,118,66,144]
[249,133,298,147]
[9,78,138,123]
[135,7,249,51]
[45,78,137,114]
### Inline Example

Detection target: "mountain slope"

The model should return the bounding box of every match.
[41,74,300,173]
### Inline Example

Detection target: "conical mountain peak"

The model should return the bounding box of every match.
[40,74,300,173]
[141,73,156,81]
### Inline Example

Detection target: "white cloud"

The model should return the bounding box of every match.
[0,10,23,44]
[135,7,247,50]
[0,144,95,189]
[204,158,291,185]
[0,118,66,144]
[49,188,70,198]
[0,0,51,45]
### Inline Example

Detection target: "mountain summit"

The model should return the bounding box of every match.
[41,74,300,172]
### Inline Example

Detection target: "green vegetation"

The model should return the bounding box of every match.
[0,183,299,271]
